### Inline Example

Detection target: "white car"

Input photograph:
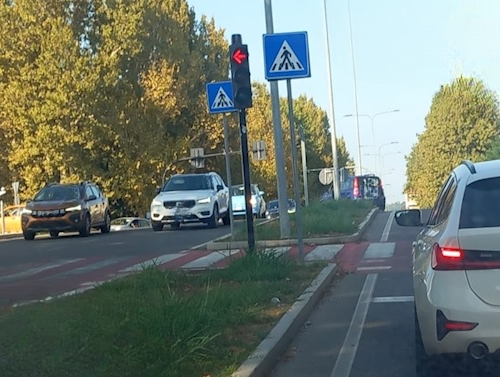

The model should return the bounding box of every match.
[395,159,500,371]
[230,184,266,218]
[110,217,151,231]
[150,172,230,231]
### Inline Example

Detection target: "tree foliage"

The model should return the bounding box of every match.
[0,0,353,214]
[404,76,500,207]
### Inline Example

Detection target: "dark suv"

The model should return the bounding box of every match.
[21,181,111,240]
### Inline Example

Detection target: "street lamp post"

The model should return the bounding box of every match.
[344,109,399,175]
[379,142,399,173]
[322,0,340,200]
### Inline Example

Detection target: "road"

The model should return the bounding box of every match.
[0,224,230,307]
[270,209,498,377]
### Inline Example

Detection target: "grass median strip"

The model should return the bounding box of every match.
[0,252,326,377]
[233,199,374,241]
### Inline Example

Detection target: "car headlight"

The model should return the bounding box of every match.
[65,205,82,212]
[250,197,257,206]
[151,200,162,207]
[21,208,32,215]
[197,197,211,204]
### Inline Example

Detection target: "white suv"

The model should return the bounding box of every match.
[150,172,230,231]
[395,160,500,372]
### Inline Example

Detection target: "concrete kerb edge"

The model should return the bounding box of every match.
[206,207,380,251]
[231,263,338,377]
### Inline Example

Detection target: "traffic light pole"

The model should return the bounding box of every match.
[238,109,255,252]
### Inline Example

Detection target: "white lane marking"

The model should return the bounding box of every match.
[181,250,237,269]
[305,245,343,261]
[380,211,394,242]
[119,254,184,273]
[0,259,84,283]
[363,242,395,259]
[360,258,388,264]
[357,266,392,272]
[330,273,378,377]
[372,296,414,303]
[265,247,290,257]
[52,258,128,277]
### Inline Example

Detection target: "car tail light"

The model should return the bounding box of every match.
[432,244,500,270]
[432,244,464,270]
[353,177,360,198]
[436,310,478,341]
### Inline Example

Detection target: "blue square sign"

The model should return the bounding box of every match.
[263,31,311,81]
[206,81,236,114]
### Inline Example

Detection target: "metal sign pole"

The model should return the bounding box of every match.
[286,79,304,263]
[222,114,235,238]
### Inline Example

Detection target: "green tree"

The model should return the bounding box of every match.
[405,76,500,207]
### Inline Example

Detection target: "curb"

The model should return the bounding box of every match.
[0,233,22,240]
[231,263,338,377]
[207,207,379,251]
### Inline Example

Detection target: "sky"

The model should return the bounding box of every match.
[188,0,500,204]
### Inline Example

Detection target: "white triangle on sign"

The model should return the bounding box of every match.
[270,40,304,73]
[211,87,234,109]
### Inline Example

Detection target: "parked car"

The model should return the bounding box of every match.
[230,184,266,219]
[265,199,296,219]
[395,160,500,373]
[150,172,230,231]
[110,217,151,231]
[21,181,111,240]
[1,204,24,233]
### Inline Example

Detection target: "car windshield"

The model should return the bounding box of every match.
[34,185,80,202]
[460,177,500,229]
[111,218,130,226]
[163,175,212,191]
[268,200,279,210]
[231,185,245,196]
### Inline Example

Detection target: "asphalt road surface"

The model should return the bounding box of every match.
[270,209,500,377]
[0,223,230,306]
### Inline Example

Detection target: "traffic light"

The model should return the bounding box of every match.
[229,43,252,109]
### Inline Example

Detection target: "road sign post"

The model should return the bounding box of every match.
[12,181,19,206]
[263,31,312,263]
[222,114,235,238]
[264,0,291,240]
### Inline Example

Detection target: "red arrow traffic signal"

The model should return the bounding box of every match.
[232,48,247,64]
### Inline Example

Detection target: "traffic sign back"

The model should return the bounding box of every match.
[206,81,237,114]
[263,31,311,81]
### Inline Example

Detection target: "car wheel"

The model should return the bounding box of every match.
[152,221,163,232]
[49,230,59,238]
[100,211,111,234]
[222,211,230,226]
[79,214,91,237]
[208,205,219,228]
[170,222,180,229]
[23,231,35,241]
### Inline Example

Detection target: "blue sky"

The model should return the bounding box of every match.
[188,0,500,204]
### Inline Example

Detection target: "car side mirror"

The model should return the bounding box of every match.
[394,210,423,227]
[86,195,97,202]
[259,191,265,196]
[217,184,224,191]
[155,187,161,195]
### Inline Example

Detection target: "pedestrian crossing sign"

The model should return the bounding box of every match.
[263,31,311,81]
[206,81,237,114]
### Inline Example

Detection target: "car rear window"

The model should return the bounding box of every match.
[460,177,500,229]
